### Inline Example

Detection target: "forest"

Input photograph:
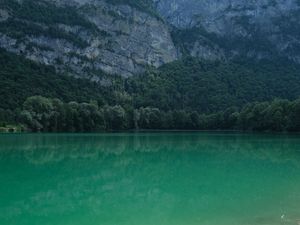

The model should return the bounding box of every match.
[1,96,300,132]
[1,48,300,132]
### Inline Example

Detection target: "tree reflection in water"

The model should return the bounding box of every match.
[0,132,300,225]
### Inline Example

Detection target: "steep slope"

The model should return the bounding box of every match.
[0,0,300,117]
[2,0,300,77]
[2,46,300,114]
[0,0,177,78]
[155,0,300,62]
[0,48,108,110]
[126,57,300,112]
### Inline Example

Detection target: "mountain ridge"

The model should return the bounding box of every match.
[2,0,300,78]
[155,0,300,62]
[0,0,177,79]
[1,0,300,122]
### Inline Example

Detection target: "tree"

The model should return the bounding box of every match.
[50,98,65,132]
[104,105,127,130]
[22,96,54,131]
[287,99,300,131]
[137,107,162,129]
[190,111,201,129]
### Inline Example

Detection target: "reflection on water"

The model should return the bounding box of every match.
[1,133,300,165]
[0,132,300,225]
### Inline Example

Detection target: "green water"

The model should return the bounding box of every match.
[0,132,300,225]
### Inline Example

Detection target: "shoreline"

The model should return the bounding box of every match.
[1,129,300,136]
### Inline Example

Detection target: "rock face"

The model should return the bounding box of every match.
[0,0,300,79]
[0,0,177,78]
[154,0,300,62]
[154,0,297,29]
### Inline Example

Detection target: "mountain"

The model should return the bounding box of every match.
[1,0,300,78]
[1,0,300,119]
[155,0,300,62]
[0,0,177,79]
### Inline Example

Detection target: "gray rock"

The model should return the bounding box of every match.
[154,0,300,61]
[1,0,300,80]
[0,0,178,78]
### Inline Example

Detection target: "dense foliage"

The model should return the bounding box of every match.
[0,48,108,110]
[2,96,300,132]
[1,48,300,132]
[126,57,300,112]
[1,0,300,132]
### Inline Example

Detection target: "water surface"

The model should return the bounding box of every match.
[0,132,300,225]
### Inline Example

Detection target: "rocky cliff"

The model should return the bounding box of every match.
[0,0,300,79]
[0,0,177,79]
[154,0,300,62]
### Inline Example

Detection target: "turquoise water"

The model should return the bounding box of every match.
[0,132,300,225]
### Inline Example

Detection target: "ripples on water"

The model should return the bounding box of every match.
[0,132,300,225]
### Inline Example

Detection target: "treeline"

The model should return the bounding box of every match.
[1,48,300,133]
[1,96,300,132]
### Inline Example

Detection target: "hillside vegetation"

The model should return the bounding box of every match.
[1,48,300,132]
[2,48,300,112]
[126,57,300,112]
[0,49,107,110]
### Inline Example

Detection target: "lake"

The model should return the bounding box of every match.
[0,132,300,225]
